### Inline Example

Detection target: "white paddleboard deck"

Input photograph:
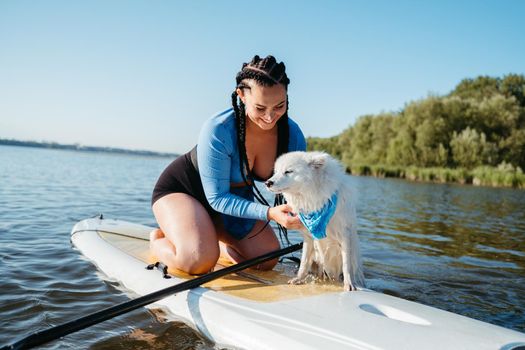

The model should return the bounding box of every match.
[71,217,525,350]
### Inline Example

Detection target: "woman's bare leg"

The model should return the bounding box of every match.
[217,220,280,271]
[151,193,220,274]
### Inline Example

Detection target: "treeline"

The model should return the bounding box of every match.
[307,74,525,188]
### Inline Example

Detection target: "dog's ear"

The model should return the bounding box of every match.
[308,153,329,170]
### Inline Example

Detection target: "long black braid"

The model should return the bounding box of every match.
[231,55,292,245]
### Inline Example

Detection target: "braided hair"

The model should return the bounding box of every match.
[230,55,290,206]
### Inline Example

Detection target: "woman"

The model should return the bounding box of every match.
[150,55,306,274]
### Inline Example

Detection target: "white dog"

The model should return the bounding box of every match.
[265,151,365,291]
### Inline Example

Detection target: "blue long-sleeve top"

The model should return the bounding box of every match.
[197,108,306,221]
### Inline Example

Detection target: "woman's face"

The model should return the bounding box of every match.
[237,80,287,132]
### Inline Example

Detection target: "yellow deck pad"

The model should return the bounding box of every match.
[98,231,342,302]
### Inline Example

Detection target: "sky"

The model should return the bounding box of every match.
[0,1,524,154]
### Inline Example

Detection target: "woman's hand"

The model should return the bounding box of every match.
[267,204,303,230]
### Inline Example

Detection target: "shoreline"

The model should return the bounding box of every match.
[0,139,177,158]
[346,164,525,189]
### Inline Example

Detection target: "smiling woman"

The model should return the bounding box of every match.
[149,55,307,275]
[238,82,287,131]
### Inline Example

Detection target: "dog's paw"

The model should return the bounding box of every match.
[288,277,306,285]
[344,283,357,292]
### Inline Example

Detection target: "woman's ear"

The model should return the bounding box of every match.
[236,88,245,104]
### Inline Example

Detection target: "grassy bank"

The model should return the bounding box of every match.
[346,163,525,189]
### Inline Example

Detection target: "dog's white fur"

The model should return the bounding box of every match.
[266,151,365,291]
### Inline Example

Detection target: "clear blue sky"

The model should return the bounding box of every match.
[1,1,524,153]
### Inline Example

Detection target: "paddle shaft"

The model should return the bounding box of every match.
[2,242,303,350]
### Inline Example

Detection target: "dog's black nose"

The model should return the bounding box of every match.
[265,180,274,188]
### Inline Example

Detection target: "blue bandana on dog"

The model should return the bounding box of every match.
[298,192,338,240]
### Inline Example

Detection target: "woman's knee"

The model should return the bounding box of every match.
[155,243,219,275]
[151,193,220,274]
[177,247,220,274]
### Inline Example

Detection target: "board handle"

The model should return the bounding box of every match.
[146,262,171,279]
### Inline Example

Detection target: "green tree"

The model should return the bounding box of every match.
[308,73,525,173]
[450,127,497,168]
[500,74,525,107]
[500,128,525,169]
[451,76,500,100]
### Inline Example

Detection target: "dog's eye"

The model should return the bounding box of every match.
[284,170,293,175]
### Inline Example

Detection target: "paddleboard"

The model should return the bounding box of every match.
[71,217,525,350]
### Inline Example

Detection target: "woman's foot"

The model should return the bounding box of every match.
[149,228,164,250]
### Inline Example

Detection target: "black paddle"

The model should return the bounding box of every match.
[1,242,303,350]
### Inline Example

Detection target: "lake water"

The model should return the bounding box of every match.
[1,145,524,349]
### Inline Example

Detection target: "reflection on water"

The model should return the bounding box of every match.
[354,176,525,331]
[1,145,524,349]
[90,310,215,350]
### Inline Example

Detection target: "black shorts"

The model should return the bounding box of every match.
[151,148,258,240]
[151,149,214,215]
